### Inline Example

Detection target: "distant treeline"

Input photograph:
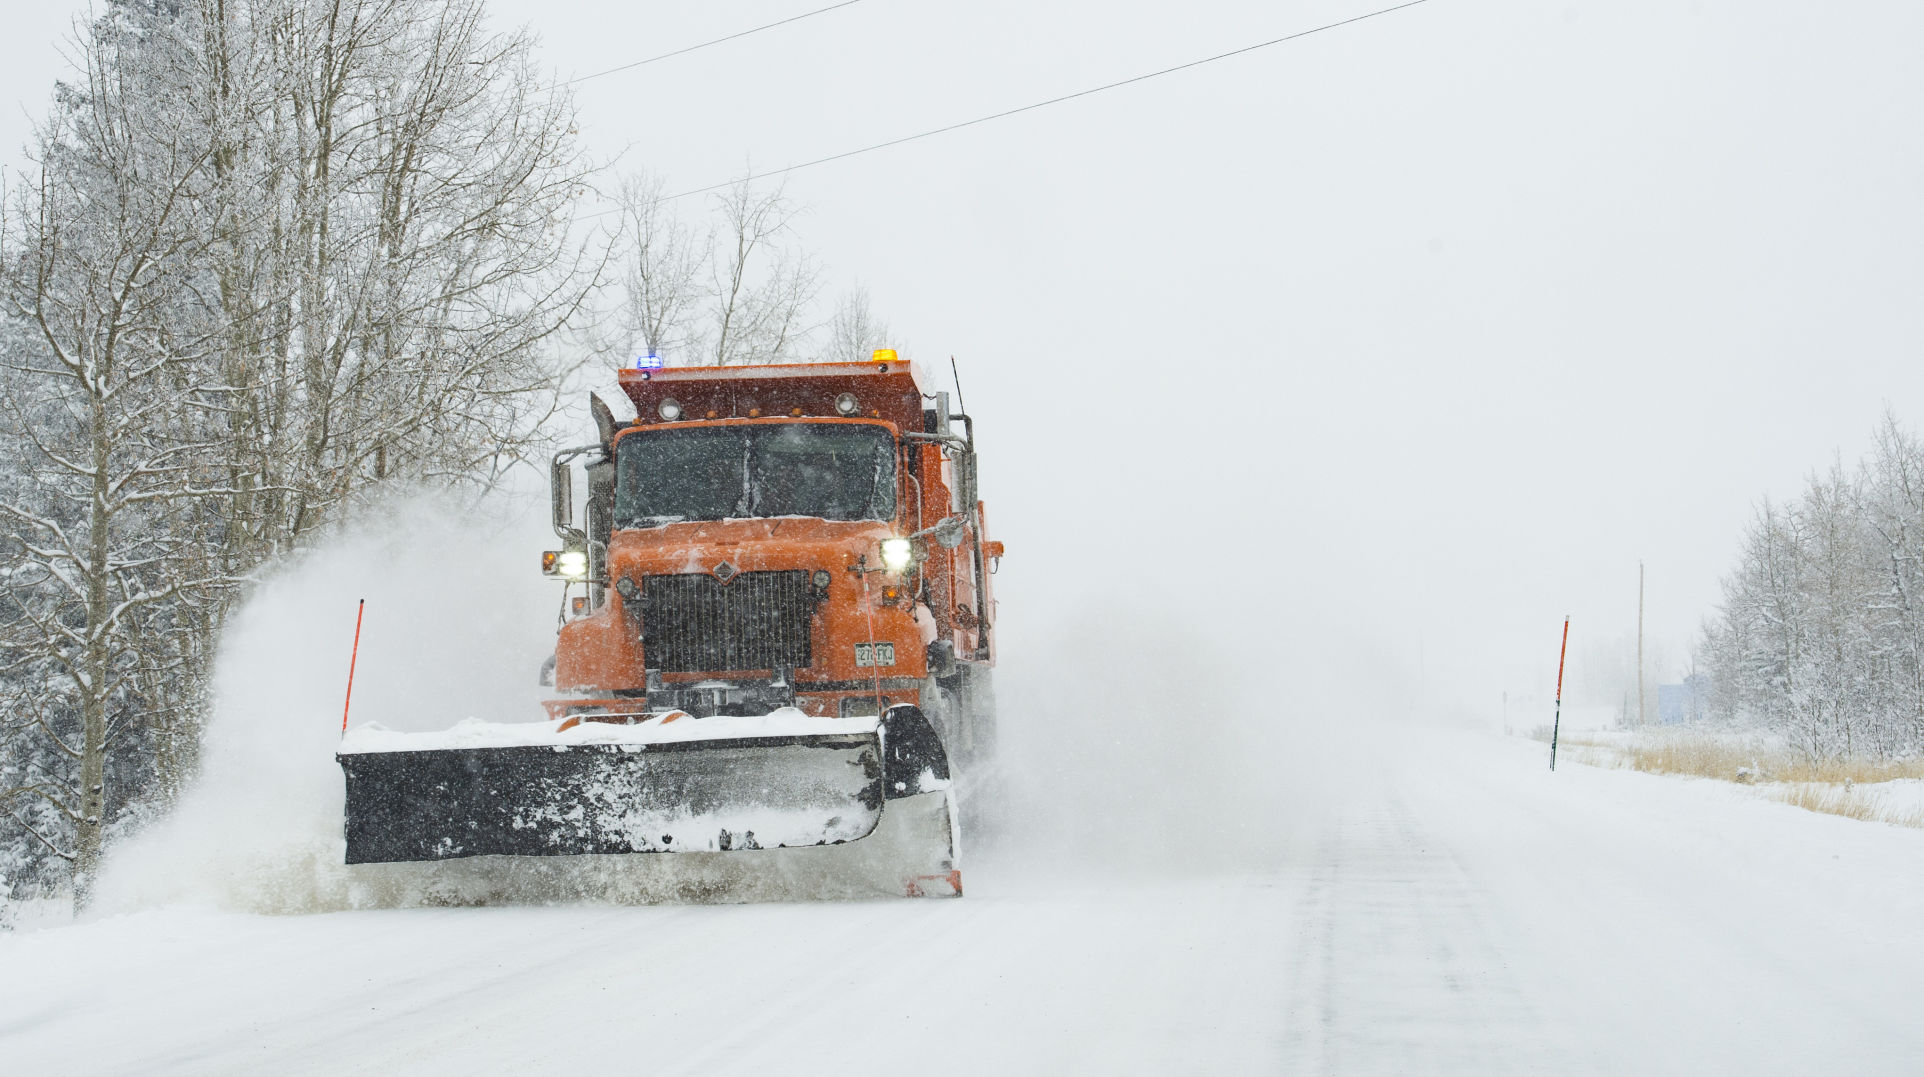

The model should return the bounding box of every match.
[1698,417,1924,760]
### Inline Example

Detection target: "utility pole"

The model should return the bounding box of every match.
[1637,561,1647,727]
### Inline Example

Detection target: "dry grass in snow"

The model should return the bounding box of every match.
[1622,740,1924,785]
[1539,729,1924,829]
[1770,783,1924,829]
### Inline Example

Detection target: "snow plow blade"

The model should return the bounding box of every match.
[337,719,884,865]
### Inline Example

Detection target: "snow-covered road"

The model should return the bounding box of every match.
[7,726,1923,1075]
[1279,732,1924,1073]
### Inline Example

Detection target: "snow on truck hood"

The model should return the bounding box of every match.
[337,708,879,754]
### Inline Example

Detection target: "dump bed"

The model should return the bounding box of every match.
[619,359,932,431]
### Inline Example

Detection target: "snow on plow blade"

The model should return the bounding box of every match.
[337,714,884,864]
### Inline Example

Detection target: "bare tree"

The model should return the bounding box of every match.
[197,0,599,560]
[709,179,818,367]
[597,172,831,370]
[611,170,707,363]
[822,287,891,363]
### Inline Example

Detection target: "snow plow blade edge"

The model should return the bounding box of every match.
[338,731,885,864]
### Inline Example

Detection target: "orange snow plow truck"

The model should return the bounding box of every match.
[336,354,1001,897]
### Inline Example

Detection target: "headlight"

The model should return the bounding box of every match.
[879,537,913,574]
[658,398,682,421]
[557,550,589,580]
[834,392,860,416]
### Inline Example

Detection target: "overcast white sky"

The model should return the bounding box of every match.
[6,1,1923,725]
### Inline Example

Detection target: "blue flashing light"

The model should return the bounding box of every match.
[634,354,664,370]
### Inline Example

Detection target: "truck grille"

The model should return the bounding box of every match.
[640,570,814,673]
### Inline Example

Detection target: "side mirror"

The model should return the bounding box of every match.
[954,451,978,513]
[933,515,967,550]
[551,458,574,536]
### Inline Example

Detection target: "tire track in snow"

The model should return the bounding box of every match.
[1280,791,1562,1075]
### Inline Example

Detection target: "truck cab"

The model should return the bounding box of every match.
[543,355,1001,764]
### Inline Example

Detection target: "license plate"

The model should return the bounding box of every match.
[854,642,896,667]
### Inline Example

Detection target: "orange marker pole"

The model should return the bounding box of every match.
[341,599,365,735]
[1549,615,1570,771]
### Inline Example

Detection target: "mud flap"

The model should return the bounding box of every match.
[339,731,884,864]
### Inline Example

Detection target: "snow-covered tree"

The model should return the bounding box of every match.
[0,0,597,907]
[1697,416,1924,761]
[190,0,597,561]
[0,1,233,904]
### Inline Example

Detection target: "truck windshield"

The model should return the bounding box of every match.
[614,424,897,528]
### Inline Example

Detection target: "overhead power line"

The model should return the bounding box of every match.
[566,1,867,86]
[657,0,1435,201]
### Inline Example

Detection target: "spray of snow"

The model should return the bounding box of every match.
[90,494,546,912]
[87,489,1372,914]
[92,493,947,911]
[979,594,1375,882]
